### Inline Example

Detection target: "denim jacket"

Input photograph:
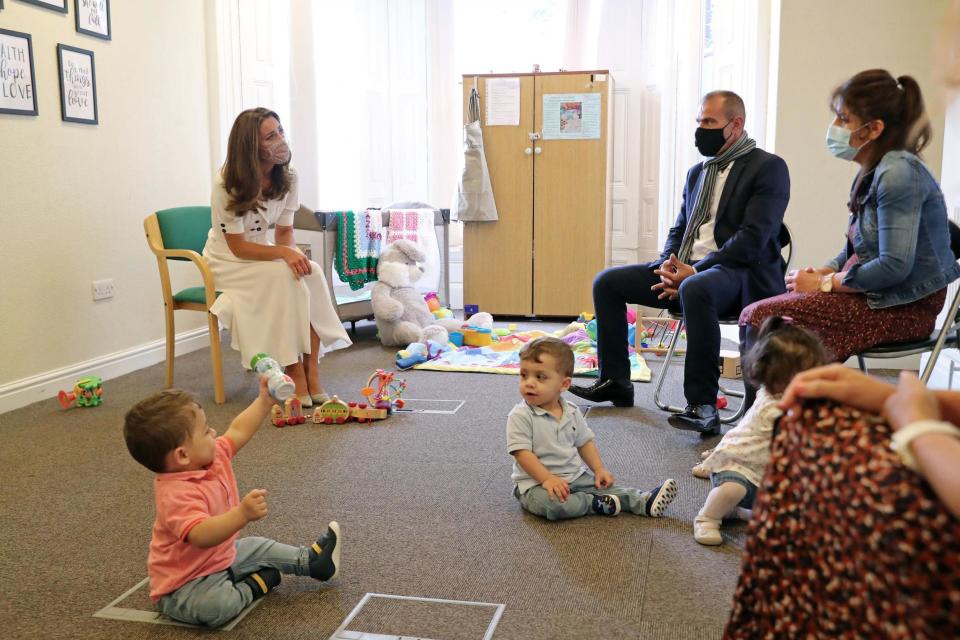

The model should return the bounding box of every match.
[827,150,960,309]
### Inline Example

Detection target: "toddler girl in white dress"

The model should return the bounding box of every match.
[693,316,827,545]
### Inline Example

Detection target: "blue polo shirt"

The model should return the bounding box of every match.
[506,398,595,495]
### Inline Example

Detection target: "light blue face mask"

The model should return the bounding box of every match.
[825,121,871,160]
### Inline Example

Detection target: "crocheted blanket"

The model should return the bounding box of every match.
[334,210,383,291]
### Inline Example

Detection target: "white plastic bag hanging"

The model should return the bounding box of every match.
[454,85,499,222]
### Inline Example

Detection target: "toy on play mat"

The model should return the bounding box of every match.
[361,369,407,412]
[58,376,103,408]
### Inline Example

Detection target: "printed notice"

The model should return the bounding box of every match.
[484,77,520,126]
[542,93,601,140]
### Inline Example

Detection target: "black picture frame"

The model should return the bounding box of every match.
[75,0,110,41]
[19,0,67,12]
[0,28,38,116]
[57,43,98,124]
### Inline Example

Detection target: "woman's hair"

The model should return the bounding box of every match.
[830,69,931,167]
[123,389,198,473]
[743,317,828,395]
[222,107,292,214]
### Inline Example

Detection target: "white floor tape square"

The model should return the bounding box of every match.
[93,577,262,631]
[329,593,505,640]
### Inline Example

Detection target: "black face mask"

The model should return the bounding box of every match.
[694,121,731,157]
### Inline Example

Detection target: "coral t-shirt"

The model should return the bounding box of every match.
[148,436,240,600]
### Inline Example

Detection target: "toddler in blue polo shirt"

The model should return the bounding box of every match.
[506,337,678,520]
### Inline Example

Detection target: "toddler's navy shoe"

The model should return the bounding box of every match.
[239,568,281,600]
[591,494,622,516]
[644,479,678,517]
[308,521,341,581]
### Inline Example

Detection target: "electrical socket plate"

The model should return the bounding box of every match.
[92,278,114,301]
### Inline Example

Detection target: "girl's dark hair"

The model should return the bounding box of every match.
[222,107,292,214]
[743,316,828,395]
[830,69,931,169]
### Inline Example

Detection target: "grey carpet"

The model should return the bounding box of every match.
[0,320,751,640]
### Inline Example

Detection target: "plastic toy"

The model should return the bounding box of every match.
[311,396,389,424]
[58,376,103,408]
[396,340,450,369]
[396,343,429,369]
[432,307,454,320]
[361,369,407,411]
[449,331,464,347]
[464,303,479,315]
[424,291,441,312]
[716,395,729,410]
[462,326,494,347]
[250,353,295,401]
[585,319,598,341]
[271,396,307,427]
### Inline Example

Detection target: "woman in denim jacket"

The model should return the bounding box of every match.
[739,69,959,390]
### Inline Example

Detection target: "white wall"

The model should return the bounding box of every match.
[0,2,213,407]
[773,0,950,269]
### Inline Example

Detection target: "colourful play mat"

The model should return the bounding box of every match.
[412,328,651,382]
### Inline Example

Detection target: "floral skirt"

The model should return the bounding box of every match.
[724,400,960,639]
[739,289,945,362]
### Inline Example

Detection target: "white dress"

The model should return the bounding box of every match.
[700,387,782,486]
[203,168,351,369]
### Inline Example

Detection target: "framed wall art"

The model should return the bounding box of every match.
[57,43,98,124]
[0,28,38,116]
[20,0,67,12]
[75,0,110,40]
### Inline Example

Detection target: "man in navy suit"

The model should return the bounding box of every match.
[568,91,790,435]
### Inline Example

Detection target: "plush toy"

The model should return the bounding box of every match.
[372,240,464,346]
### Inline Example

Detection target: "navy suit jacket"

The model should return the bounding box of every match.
[652,147,791,309]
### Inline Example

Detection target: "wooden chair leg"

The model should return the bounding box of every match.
[164,304,176,388]
[207,312,225,404]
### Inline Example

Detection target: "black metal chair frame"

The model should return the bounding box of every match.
[856,220,960,385]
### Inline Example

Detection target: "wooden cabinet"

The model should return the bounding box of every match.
[462,71,611,317]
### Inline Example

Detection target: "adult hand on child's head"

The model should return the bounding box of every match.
[779,363,896,414]
[542,476,570,503]
[594,468,614,489]
[882,371,941,432]
[240,488,269,522]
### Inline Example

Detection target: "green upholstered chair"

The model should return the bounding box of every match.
[144,206,225,404]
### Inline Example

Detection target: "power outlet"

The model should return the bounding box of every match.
[92,278,115,301]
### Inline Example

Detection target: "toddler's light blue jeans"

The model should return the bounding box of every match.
[159,536,311,627]
[516,473,654,520]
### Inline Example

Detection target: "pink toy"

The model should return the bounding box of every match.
[424,291,441,312]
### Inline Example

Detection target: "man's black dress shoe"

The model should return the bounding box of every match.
[567,379,634,407]
[668,404,720,436]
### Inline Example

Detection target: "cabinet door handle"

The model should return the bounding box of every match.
[534,147,542,155]
[524,147,533,155]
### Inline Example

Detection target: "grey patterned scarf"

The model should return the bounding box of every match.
[677,133,756,263]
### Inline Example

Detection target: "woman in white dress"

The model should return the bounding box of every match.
[203,108,351,406]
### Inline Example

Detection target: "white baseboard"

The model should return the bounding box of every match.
[0,328,214,414]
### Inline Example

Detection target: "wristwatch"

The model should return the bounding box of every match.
[819,273,834,293]
[890,419,960,471]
